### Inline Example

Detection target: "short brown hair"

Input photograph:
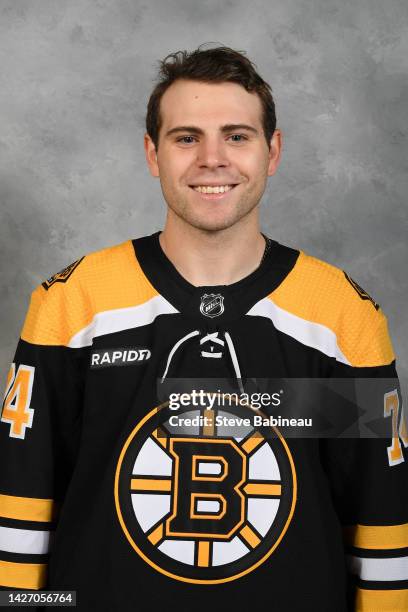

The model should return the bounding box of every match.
[145,44,276,150]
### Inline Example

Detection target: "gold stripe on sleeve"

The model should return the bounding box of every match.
[343,522,408,550]
[0,560,47,589]
[356,586,408,611]
[0,493,57,522]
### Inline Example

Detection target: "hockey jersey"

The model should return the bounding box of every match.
[0,230,407,611]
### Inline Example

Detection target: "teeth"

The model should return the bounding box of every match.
[193,185,234,194]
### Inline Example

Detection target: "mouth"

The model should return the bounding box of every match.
[188,184,239,201]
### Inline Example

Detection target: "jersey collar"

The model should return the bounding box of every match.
[132,231,299,324]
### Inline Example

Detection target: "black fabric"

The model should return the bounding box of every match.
[132,231,300,322]
[1,231,406,612]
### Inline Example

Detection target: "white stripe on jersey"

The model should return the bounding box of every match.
[347,554,408,581]
[246,297,350,364]
[0,525,51,554]
[68,295,179,348]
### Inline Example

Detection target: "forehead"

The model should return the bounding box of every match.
[159,80,263,129]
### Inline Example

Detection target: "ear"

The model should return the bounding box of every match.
[144,133,160,177]
[267,128,282,177]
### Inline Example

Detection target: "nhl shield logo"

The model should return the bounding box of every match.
[200,293,225,318]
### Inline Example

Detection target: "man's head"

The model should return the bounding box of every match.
[144,45,282,233]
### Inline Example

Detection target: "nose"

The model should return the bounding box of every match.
[196,137,230,170]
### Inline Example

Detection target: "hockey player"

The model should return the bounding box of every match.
[1,45,407,611]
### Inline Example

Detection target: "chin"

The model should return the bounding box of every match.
[183,214,242,233]
[165,195,253,232]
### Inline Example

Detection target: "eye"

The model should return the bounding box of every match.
[176,136,197,144]
[228,134,248,142]
[175,134,248,145]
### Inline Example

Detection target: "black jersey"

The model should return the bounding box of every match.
[1,231,407,611]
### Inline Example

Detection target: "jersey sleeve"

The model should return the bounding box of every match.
[0,270,87,591]
[320,308,408,611]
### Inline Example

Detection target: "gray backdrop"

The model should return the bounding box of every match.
[1,0,407,400]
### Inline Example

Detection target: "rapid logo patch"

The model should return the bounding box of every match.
[344,271,379,310]
[42,257,84,290]
[91,347,151,368]
[115,400,296,584]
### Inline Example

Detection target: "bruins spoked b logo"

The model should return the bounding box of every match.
[114,400,297,584]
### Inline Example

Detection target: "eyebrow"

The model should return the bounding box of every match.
[165,123,259,138]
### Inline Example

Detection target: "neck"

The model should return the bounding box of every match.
[159,213,266,287]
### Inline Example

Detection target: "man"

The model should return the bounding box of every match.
[0,46,407,611]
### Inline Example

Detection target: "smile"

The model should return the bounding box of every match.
[189,184,238,200]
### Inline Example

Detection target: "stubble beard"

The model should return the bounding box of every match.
[162,182,264,233]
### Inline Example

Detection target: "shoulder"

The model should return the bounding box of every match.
[276,249,380,314]
[40,239,135,291]
[21,238,158,347]
[269,249,394,367]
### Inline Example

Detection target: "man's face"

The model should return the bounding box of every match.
[144,79,281,232]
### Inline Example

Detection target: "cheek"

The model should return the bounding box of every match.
[233,149,267,176]
[159,157,191,187]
